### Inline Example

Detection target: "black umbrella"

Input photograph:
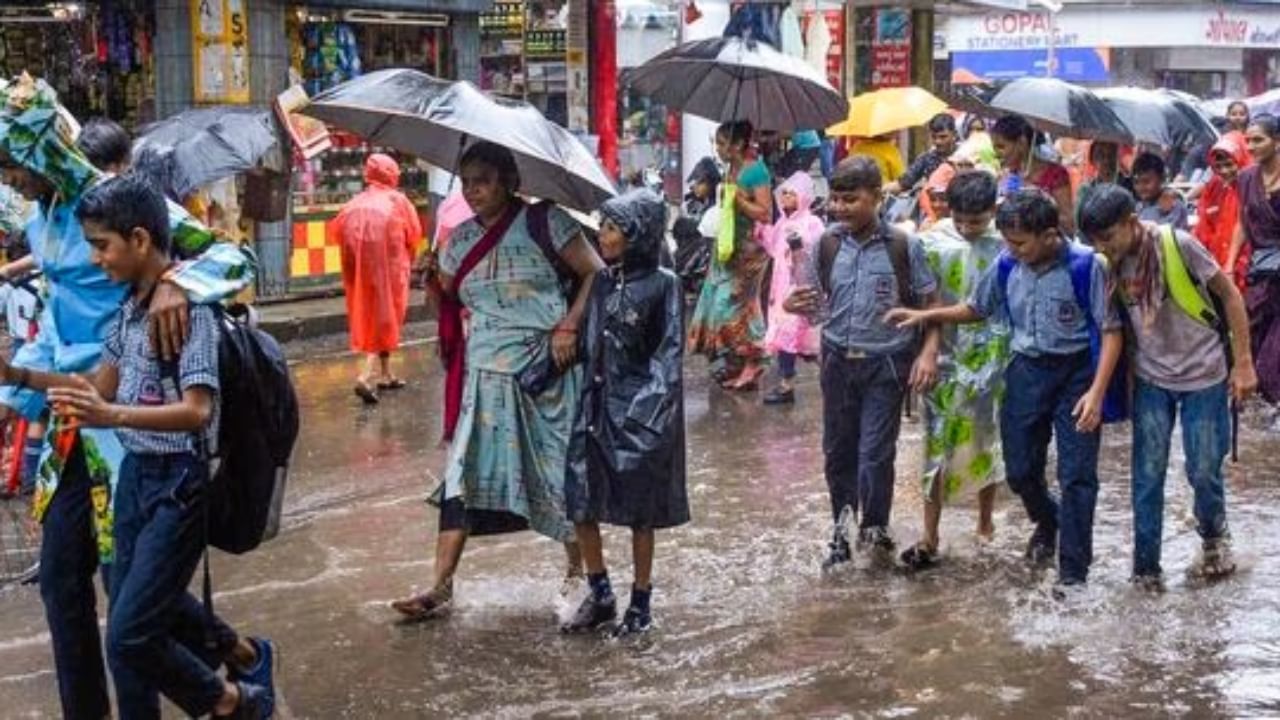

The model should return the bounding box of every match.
[1096,87,1218,148]
[300,69,615,212]
[951,78,1134,144]
[132,106,283,200]
[623,36,847,132]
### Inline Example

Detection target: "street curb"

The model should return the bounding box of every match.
[259,304,434,344]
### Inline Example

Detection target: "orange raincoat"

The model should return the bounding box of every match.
[1196,132,1251,291]
[335,154,424,353]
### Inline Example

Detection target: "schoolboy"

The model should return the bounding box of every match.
[0,175,275,719]
[785,156,941,570]
[1132,152,1190,231]
[887,189,1123,591]
[1081,183,1257,590]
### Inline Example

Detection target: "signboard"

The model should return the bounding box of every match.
[946,6,1280,52]
[566,0,590,133]
[870,7,910,89]
[951,48,1111,84]
[191,0,250,104]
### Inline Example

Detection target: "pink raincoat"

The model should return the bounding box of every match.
[335,153,424,353]
[762,172,823,356]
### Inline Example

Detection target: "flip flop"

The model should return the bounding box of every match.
[377,378,407,390]
[390,589,451,622]
[354,382,379,405]
[899,543,940,571]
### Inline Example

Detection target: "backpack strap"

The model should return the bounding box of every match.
[996,251,1016,321]
[817,224,843,296]
[1065,242,1098,329]
[884,225,915,308]
[1159,224,1219,328]
[525,201,577,298]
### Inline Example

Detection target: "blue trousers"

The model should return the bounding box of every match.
[107,452,238,720]
[1131,378,1230,577]
[1000,351,1100,583]
[820,346,909,529]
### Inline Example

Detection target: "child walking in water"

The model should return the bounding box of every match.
[562,189,689,636]
[761,172,824,404]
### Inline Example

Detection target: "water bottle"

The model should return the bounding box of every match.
[790,238,827,325]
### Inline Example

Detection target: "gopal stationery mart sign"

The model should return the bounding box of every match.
[945,6,1280,52]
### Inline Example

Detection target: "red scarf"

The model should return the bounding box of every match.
[436,203,522,441]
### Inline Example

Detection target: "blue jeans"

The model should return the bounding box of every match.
[1131,378,1230,577]
[777,352,797,380]
[1000,351,1100,583]
[107,452,238,720]
[39,438,111,719]
[820,346,910,529]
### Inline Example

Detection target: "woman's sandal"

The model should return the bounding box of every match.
[899,543,940,571]
[377,378,408,390]
[354,382,379,405]
[390,586,453,622]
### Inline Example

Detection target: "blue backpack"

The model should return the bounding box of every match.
[996,243,1130,424]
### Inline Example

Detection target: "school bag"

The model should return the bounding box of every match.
[816,222,916,307]
[996,243,1131,423]
[1158,224,1232,364]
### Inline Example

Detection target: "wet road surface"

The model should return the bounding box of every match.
[1,340,1279,718]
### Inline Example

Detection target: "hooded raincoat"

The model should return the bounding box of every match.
[335,154,424,353]
[761,172,823,357]
[566,189,689,529]
[1196,132,1251,291]
[0,74,255,562]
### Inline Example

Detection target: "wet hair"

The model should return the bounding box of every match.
[927,113,957,134]
[829,155,882,194]
[75,173,172,253]
[1249,113,1280,139]
[1131,152,1166,179]
[459,141,521,194]
[946,171,997,215]
[990,114,1036,145]
[716,120,754,148]
[995,188,1059,235]
[76,118,132,170]
[1078,183,1137,237]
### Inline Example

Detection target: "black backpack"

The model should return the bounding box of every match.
[205,304,299,554]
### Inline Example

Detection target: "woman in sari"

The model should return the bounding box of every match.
[991,114,1076,235]
[688,120,773,390]
[391,142,604,620]
[1228,114,1280,404]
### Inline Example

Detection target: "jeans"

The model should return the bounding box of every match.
[39,439,111,720]
[1131,378,1230,577]
[1000,351,1100,583]
[107,452,238,720]
[777,352,797,380]
[820,345,910,529]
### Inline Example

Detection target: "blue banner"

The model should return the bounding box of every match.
[951,47,1111,84]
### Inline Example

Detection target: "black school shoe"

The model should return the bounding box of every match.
[821,528,852,572]
[227,681,272,719]
[763,388,796,405]
[612,607,653,638]
[1024,522,1057,566]
[560,593,617,634]
[856,526,896,554]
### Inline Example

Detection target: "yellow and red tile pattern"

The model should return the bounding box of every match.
[290,213,342,279]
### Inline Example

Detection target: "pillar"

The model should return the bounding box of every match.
[591,0,619,179]
[453,14,482,84]
[909,8,935,159]
[153,0,195,119]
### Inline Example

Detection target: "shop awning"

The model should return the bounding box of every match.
[301,0,495,13]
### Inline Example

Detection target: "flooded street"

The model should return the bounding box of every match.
[2,341,1280,718]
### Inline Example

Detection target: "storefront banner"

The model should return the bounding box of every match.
[275,85,332,160]
[951,47,1110,84]
[947,6,1280,52]
[870,7,910,89]
[192,0,250,104]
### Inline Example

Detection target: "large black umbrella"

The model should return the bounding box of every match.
[623,37,847,132]
[132,107,284,200]
[1096,87,1218,148]
[300,69,615,212]
[949,78,1134,144]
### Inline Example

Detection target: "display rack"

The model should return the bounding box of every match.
[479,1,568,125]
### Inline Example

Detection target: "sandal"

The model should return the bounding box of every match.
[899,543,940,571]
[354,382,379,405]
[390,583,453,622]
[377,378,407,390]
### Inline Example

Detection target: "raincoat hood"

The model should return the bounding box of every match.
[775,171,815,220]
[950,132,999,176]
[1210,131,1251,171]
[364,152,400,188]
[600,188,666,273]
[0,73,97,202]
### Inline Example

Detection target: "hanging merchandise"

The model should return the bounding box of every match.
[780,4,804,59]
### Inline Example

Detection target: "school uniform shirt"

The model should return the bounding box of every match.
[968,240,1120,358]
[1118,225,1228,393]
[101,297,221,456]
[1137,197,1190,232]
[814,222,938,356]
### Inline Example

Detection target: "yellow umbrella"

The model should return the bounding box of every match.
[827,86,949,138]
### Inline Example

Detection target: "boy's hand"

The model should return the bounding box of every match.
[909,349,939,392]
[1230,362,1259,404]
[884,307,925,328]
[148,280,190,362]
[1072,389,1104,433]
[784,287,820,315]
[49,376,116,428]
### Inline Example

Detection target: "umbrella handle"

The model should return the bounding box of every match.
[1231,401,1239,463]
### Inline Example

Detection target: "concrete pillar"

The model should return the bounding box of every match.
[909,8,935,159]
[453,14,482,83]
[249,0,291,105]
[153,0,195,119]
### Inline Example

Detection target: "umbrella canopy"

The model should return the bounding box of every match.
[1095,87,1217,148]
[623,36,847,132]
[132,106,283,200]
[300,69,615,212]
[827,86,949,138]
[947,78,1133,144]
